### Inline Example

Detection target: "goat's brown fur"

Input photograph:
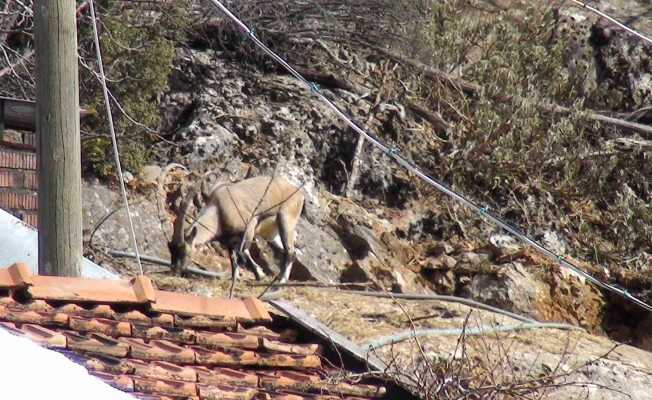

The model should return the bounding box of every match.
[168,175,304,293]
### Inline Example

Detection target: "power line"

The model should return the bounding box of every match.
[88,0,144,276]
[205,0,652,313]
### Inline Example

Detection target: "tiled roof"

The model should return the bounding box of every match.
[0,263,387,400]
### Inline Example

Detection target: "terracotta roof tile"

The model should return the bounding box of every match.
[131,393,199,400]
[131,360,197,382]
[64,331,130,357]
[0,305,69,326]
[153,291,271,322]
[91,371,136,392]
[27,275,155,304]
[132,324,197,344]
[117,310,153,325]
[237,325,298,342]
[133,376,198,397]
[195,367,259,387]
[192,345,259,367]
[261,338,321,356]
[196,331,260,350]
[151,313,175,327]
[257,354,322,369]
[0,262,31,288]
[174,314,237,330]
[69,316,132,337]
[125,338,197,364]
[0,265,389,400]
[258,370,320,388]
[20,324,67,348]
[85,355,135,375]
[197,384,257,400]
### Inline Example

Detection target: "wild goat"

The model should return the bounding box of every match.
[168,174,305,297]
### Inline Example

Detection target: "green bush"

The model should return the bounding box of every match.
[418,1,650,266]
[80,1,188,177]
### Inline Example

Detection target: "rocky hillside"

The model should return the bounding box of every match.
[2,0,652,398]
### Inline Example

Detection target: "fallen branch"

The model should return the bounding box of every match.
[364,322,584,351]
[364,41,652,138]
[543,103,652,138]
[293,66,364,95]
[107,250,228,278]
[248,281,373,288]
[363,42,482,95]
[406,100,451,134]
[331,289,536,323]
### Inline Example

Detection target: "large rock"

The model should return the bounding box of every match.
[82,179,172,274]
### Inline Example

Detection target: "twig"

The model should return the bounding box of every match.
[364,41,652,138]
[107,249,228,278]
[88,206,123,248]
[248,281,373,288]
[334,289,536,323]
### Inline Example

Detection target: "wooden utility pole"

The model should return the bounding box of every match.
[34,0,82,276]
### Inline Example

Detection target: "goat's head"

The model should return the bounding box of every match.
[168,183,200,275]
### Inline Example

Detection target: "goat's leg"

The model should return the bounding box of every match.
[228,249,240,299]
[239,217,265,280]
[242,248,265,280]
[277,212,297,284]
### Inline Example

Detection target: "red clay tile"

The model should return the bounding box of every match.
[192,346,259,367]
[69,316,132,337]
[261,373,386,399]
[132,276,156,303]
[257,354,321,369]
[197,384,258,400]
[0,321,22,335]
[132,324,196,344]
[261,338,321,356]
[196,331,260,350]
[123,338,196,364]
[258,370,320,388]
[174,314,237,330]
[27,276,152,304]
[237,325,298,342]
[0,305,69,326]
[152,292,271,322]
[92,304,118,319]
[85,355,135,375]
[151,313,175,327]
[133,376,198,397]
[58,303,119,319]
[19,299,54,313]
[263,393,305,400]
[195,367,259,387]
[117,310,152,325]
[0,262,32,288]
[131,360,197,382]
[0,296,16,305]
[64,331,130,357]
[90,372,135,392]
[57,303,89,315]
[243,297,270,321]
[19,324,67,348]
[130,394,199,400]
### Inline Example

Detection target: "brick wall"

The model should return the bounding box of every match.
[0,136,38,227]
